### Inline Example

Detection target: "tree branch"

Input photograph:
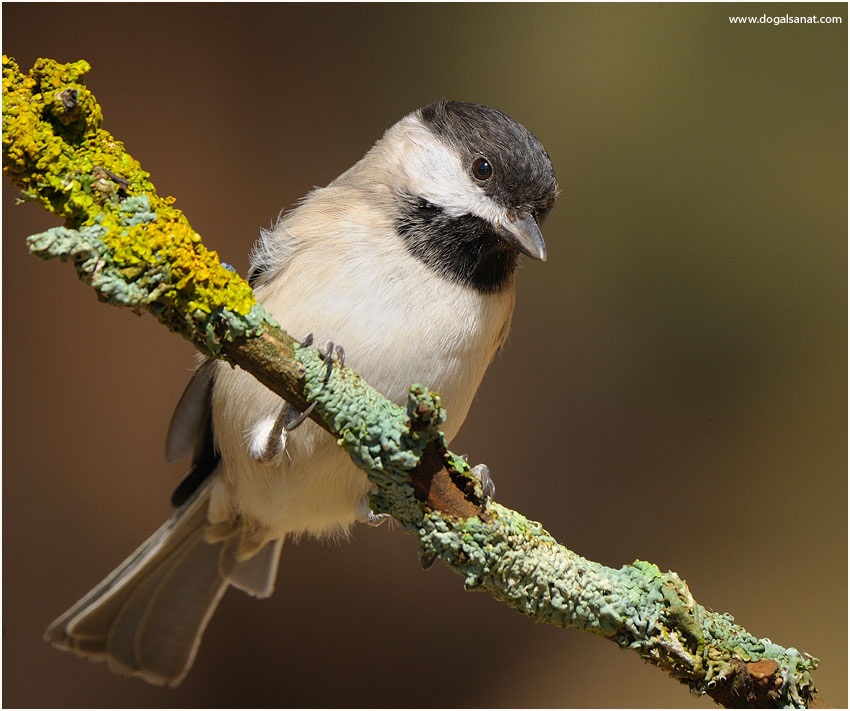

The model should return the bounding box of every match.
[2,55,819,708]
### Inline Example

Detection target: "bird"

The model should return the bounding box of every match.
[44,99,559,686]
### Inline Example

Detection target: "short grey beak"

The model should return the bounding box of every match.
[497,211,547,261]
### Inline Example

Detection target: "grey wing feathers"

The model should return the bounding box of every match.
[167,359,221,508]
[166,359,217,463]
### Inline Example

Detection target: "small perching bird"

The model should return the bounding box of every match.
[45,100,559,686]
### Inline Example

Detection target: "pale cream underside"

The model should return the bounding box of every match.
[209,161,516,552]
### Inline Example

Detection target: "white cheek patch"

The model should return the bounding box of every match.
[398,120,507,226]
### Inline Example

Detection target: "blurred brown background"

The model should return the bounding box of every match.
[3,3,846,708]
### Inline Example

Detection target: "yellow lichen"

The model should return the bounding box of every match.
[2,55,263,349]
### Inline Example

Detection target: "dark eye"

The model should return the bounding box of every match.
[472,156,493,181]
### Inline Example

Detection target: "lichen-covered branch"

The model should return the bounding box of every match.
[2,55,819,708]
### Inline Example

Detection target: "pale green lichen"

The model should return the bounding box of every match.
[414,504,817,704]
[3,55,268,354]
[291,336,819,705]
[295,341,444,518]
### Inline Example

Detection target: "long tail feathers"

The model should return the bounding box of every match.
[44,482,282,686]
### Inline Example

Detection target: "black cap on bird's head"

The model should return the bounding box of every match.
[397,100,558,293]
[419,100,558,232]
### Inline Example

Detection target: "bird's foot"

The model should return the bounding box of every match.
[471,463,495,500]
[282,334,346,432]
[366,511,390,527]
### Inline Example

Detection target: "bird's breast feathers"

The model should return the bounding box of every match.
[210,199,516,541]
[256,199,516,426]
